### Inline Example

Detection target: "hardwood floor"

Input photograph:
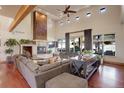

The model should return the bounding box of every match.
[0,62,124,88]
[88,63,124,88]
[0,63,30,88]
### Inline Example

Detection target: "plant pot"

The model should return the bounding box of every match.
[6,56,13,64]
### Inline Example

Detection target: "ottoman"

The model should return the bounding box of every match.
[45,73,88,88]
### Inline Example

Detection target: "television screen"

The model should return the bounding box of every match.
[48,41,58,48]
[37,46,46,54]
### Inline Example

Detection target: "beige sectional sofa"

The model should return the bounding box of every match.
[16,56,71,88]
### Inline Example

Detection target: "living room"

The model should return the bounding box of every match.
[0,5,124,88]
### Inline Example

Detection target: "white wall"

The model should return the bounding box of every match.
[1,5,124,61]
[56,6,121,37]
[0,11,56,61]
[0,13,32,61]
[47,18,56,41]
[56,5,124,59]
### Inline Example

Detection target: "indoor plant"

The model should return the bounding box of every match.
[82,50,94,55]
[4,38,18,63]
[19,39,32,44]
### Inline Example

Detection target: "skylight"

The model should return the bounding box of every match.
[86,12,91,17]
[75,16,80,20]
[100,7,107,13]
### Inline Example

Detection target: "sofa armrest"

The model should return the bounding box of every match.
[35,66,62,88]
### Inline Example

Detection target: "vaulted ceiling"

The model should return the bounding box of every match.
[0,5,92,22]
[0,5,36,32]
[0,5,21,18]
[38,5,91,20]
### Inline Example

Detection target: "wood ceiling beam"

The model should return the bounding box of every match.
[9,5,36,32]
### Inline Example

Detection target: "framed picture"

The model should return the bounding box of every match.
[33,11,47,40]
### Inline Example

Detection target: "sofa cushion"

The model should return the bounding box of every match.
[37,59,49,65]
[37,54,53,59]
[49,56,61,64]
[49,57,57,64]
[18,56,30,65]
[26,61,39,73]
[38,62,61,72]
[61,59,69,64]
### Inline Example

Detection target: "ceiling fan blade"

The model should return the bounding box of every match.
[68,10,77,13]
[65,5,70,11]
[67,13,70,17]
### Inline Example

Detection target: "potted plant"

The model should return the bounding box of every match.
[82,50,94,55]
[19,39,32,44]
[4,38,18,63]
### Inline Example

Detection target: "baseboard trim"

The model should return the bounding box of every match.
[104,61,124,66]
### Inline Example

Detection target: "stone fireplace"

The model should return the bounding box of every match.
[21,45,33,57]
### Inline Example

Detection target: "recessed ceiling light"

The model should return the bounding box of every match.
[0,6,2,10]
[100,7,107,13]
[75,16,80,20]
[86,12,91,17]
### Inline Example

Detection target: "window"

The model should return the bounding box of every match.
[93,35,102,41]
[104,34,115,41]
[57,39,66,52]
[104,34,115,56]
[69,37,81,53]
[93,34,115,56]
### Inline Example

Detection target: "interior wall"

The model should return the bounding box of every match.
[55,5,124,59]
[47,18,56,41]
[0,11,56,61]
[1,5,124,61]
[120,24,124,58]
[56,5,121,37]
[0,13,32,61]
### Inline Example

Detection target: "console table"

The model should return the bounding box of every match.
[82,60,100,79]
[70,58,100,80]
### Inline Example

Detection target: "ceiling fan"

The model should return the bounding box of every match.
[57,5,77,17]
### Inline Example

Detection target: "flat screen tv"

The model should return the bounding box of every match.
[48,41,58,48]
[37,46,46,54]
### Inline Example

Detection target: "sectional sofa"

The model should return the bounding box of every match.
[16,56,71,88]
